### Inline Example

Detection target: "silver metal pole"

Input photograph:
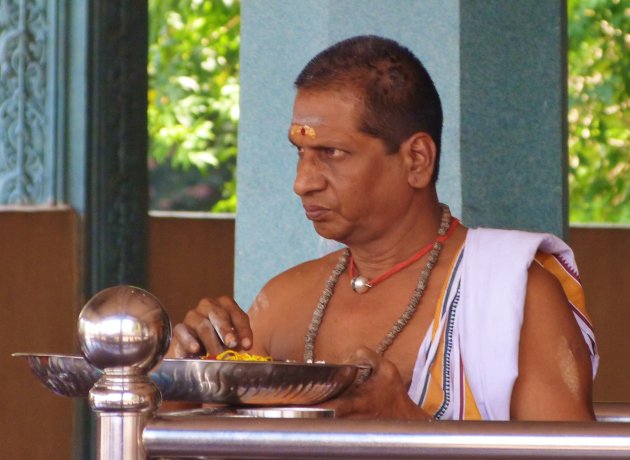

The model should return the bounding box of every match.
[93,412,150,460]
[144,416,630,459]
[89,374,161,460]
[595,402,630,423]
[77,286,171,460]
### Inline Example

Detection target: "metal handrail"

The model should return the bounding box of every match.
[595,402,630,423]
[70,287,630,460]
[144,415,630,459]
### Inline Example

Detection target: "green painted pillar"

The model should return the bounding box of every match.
[236,0,567,308]
[460,0,567,236]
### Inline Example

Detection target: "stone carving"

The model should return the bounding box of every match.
[0,0,48,204]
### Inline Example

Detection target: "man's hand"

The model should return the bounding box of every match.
[320,347,431,420]
[167,296,253,358]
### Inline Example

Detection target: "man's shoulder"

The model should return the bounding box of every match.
[249,249,345,325]
[464,227,573,260]
[260,249,345,298]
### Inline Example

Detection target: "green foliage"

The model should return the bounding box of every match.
[568,0,630,223]
[148,0,240,212]
[146,0,628,220]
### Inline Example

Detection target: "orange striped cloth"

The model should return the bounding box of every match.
[407,229,597,420]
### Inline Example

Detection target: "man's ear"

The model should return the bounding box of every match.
[401,132,436,188]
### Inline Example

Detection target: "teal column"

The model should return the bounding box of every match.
[85,0,149,293]
[82,2,149,454]
[236,0,566,308]
[460,0,567,236]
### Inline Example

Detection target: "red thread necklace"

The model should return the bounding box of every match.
[349,218,460,294]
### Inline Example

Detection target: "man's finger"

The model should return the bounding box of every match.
[195,316,227,354]
[182,308,226,355]
[356,366,373,384]
[215,296,253,349]
[207,307,238,348]
[172,323,201,355]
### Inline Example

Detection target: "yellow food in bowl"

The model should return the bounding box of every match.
[202,349,272,362]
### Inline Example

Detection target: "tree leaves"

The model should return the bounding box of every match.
[568,0,630,223]
[146,0,629,220]
[148,0,240,212]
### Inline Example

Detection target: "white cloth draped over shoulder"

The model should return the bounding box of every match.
[407,228,599,421]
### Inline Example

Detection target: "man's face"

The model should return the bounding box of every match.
[289,89,414,245]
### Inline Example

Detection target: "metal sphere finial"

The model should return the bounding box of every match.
[77,285,171,372]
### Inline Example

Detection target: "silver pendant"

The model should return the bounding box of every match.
[351,276,371,294]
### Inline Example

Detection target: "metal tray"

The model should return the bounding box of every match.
[13,353,363,406]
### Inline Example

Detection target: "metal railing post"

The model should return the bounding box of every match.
[77,285,171,460]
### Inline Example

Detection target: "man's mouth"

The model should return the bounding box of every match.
[303,205,330,221]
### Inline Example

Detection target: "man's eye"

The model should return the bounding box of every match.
[321,147,344,157]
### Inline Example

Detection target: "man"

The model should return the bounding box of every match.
[168,35,597,421]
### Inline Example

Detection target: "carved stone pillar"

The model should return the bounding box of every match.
[0,0,52,204]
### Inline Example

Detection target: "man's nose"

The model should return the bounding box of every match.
[293,152,326,196]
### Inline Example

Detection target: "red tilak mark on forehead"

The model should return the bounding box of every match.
[290,124,316,139]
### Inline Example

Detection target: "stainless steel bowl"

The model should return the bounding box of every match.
[13,353,365,406]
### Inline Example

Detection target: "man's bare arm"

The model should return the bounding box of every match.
[510,262,595,420]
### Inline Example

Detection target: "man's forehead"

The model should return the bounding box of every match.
[291,91,363,126]
[294,87,362,109]
[291,113,325,125]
